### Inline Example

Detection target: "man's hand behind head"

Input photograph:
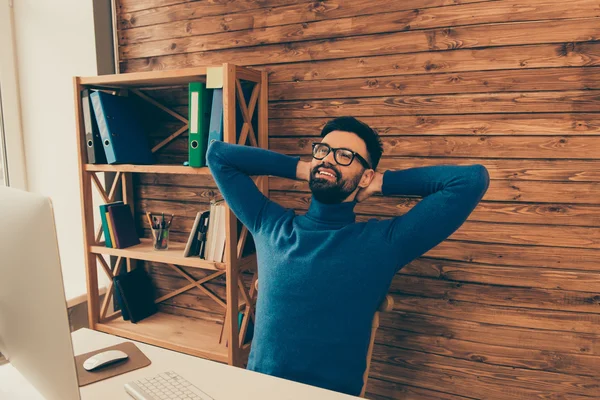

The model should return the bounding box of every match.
[355,171,384,202]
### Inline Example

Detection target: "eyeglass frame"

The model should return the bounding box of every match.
[311,142,372,169]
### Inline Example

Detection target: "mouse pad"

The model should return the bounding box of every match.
[74,341,151,387]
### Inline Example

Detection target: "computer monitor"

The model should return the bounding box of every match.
[0,186,81,400]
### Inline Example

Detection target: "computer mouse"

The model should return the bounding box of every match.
[83,349,129,371]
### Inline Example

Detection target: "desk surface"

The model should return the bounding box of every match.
[0,328,360,400]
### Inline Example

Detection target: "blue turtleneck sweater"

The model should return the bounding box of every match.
[206,141,489,396]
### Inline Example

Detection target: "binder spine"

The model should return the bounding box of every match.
[207,88,224,148]
[188,82,208,167]
[82,89,96,164]
[90,91,117,164]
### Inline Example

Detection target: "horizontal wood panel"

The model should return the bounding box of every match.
[120,0,493,33]
[271,67,600,100]
[449,220,600,249]
[144,85,600,114]
[269,91,600,118]
[401,258,600,293]
[391,275,600,314]
[123,40,600,79]
[137,173,216,187]
[270,192,600,226]
[120,0,598,50]
[135,196,216,214]
[119,0,317,27]
[380,311,600,356]
[391,295,600,333]
[155,113,600,138]
[270,178,600,204]
[375,327,600,378]
[365,377,471,400]
[370,346,599,399]
[120,18,600,72]
[264,42,600,83]
[120,15,600,60]
[427,240,600,272]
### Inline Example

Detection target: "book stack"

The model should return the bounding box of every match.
[99,202,140,249]
[183,199,226,261]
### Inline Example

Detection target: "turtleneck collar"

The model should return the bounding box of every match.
[305,195,358,225]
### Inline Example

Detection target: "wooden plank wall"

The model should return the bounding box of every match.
[116,1,600,398]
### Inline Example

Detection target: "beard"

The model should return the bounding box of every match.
[309,162,363,204]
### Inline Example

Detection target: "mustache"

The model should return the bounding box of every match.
[311,163,340,179]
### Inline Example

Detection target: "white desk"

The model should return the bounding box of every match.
[0,328,360,400]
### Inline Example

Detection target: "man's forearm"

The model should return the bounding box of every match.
[207,141,300,181]
[381,164,490,198]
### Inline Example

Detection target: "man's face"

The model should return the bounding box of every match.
[309,130,371,204]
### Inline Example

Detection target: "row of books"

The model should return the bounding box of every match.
[183,199,226,262]
[100,201,140,249]
[82,80,256,167]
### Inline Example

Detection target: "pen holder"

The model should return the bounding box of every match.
[151,226,170,250]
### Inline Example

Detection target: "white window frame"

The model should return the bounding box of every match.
[0,0,28,190]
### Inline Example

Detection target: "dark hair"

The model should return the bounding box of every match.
[320,116,383,170]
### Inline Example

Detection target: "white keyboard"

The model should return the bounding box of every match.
[124,371,214,400]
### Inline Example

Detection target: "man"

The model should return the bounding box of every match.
[206,116,489,396]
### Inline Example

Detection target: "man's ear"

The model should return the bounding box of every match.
[359,169,375,188]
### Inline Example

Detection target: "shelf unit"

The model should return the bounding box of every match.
[74,64,266,367]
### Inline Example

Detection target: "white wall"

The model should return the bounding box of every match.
[12,0,110,298]
[0,0,28,190]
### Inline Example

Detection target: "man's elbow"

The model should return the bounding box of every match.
[470,164,490,196]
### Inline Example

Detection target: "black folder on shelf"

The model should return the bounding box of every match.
[113,267,157,324]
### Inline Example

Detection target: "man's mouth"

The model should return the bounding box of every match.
[316,167,337,181]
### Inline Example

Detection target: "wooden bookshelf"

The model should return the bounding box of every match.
[74,63,265,367]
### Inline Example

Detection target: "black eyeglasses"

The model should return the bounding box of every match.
[312,143,371,169]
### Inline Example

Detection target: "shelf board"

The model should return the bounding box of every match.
[95,312,229,363]
[79,66,211,87]
[78,65,260,88]
[90,238,226,270]
[85,164,210,175]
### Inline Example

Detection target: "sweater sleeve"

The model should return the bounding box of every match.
[206,141,300,233]
[378,164,490,271]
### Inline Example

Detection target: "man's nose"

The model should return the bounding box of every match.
[323,150,337,166]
